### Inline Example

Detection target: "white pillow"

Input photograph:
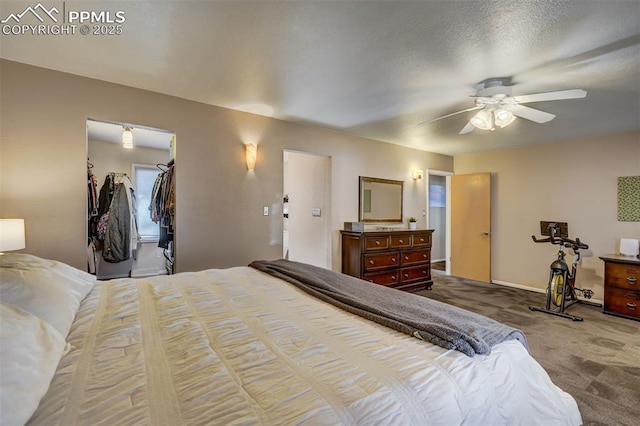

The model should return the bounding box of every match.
[0,253,96,338]
[0,302,67,426]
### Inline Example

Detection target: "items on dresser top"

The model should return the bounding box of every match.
[341,229,433,291]
[599,254,640,321]
[619,238,639,257]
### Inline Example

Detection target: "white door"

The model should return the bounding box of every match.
[283,150,331,268]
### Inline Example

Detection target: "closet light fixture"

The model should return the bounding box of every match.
[0,219,26,253]
[412,170,423,180]
[122,127,134,149]
[245,143,257,171]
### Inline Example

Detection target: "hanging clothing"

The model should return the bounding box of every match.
[103,183,131,263]
[150,161,175,250]
[97,173,139,263]
[120,175,139,254]
[87,163,99,239]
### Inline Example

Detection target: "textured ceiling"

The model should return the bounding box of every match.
[1,0,639,155]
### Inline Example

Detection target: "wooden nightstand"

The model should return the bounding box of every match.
[599,254,640,321]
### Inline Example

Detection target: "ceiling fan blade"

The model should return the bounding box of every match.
[515,89,586,104]
[417,106,482,126]
[459,121,475,134]
[509,105,556,123]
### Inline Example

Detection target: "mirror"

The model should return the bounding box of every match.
[359,176,404,222]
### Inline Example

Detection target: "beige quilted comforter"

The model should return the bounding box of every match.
[28,267,581,425]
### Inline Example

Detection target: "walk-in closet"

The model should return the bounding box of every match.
[87,119,176,279]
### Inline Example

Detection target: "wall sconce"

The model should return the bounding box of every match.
[412,170,424,180]
[245,143,257,171]
[0,218,26,254]
[122,126,134,149]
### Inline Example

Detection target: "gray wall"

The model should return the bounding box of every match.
[0,59,453,273]
[455,132,640,295]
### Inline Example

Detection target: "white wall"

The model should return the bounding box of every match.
[455,132,640,296]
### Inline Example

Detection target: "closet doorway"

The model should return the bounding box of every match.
[87,119,175,279]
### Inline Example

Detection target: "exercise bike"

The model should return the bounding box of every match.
[529,222,602,321]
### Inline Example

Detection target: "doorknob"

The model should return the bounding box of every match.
[481,232,491,236]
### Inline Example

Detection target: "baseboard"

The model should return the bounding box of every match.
[431,259,446,263]
[491,279,546,294]
[491,279,604,305]
[131,269,168,278]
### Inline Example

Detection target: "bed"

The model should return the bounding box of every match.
[0,254,582,425]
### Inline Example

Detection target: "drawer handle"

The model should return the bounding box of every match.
[419,238,424,242]
[369,260,375,265]
[399,239,404,243]
[404,256,409,261]
[391,257,397,262]
[626,302,637,311]
[422,270,427,275]
[391,276,396,280]
[375,241,380,246]
[627,277,638,285]
[422,254,427,258]
[404,273,409,278]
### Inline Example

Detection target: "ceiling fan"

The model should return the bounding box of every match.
[419,78,587,134]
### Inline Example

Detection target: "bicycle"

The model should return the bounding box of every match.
[529,222,602,321]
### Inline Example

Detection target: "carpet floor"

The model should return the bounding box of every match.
[415,272,640,426]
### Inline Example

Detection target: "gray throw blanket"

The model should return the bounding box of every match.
[249,259,528,357]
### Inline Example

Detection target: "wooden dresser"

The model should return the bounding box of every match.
[599,254,640,321]
[341,229,434,291]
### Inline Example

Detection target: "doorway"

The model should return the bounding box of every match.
[86,119,175,279]
[282,150,332,268]
[451,172,491,282]
[427,170,453,275]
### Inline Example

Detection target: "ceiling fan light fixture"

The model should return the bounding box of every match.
[471,109,493,130]
[494,108,516,128]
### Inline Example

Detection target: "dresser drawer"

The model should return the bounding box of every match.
[413,233,432,247]
[363,270,400,287]
[390,235,411,248]
[604,288,640,318]
[363,252,399,272]
[364,236,389,251]
[400,249,430,266]
[400,265,431,283]
[605,263,639,290]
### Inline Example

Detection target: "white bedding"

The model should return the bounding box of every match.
[27,266,581,425]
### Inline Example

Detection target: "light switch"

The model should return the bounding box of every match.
[312,208,321,217]
[263,206,269,216]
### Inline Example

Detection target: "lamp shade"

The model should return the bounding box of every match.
[0,219,25,252]
[471,109,493,130]
[494,108,516,128]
